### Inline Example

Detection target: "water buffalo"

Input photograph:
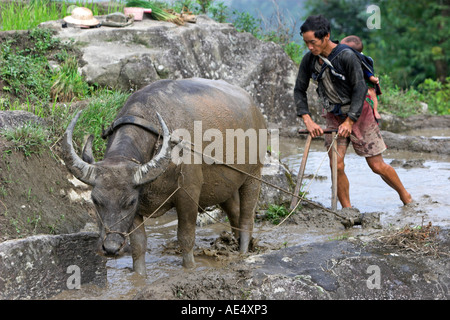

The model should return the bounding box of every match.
[62,78,267,275]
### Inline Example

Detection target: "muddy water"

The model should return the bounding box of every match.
[281,135,450,226]
[54,129,450,300]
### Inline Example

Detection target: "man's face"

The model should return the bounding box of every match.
[302,31,329,56]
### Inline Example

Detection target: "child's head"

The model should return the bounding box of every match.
[341,35,363,52]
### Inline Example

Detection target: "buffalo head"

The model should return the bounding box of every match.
[62,111,171,256]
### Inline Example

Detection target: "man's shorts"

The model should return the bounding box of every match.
[324,98,386,157]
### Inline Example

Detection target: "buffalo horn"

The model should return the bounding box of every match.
[62,111,97,186]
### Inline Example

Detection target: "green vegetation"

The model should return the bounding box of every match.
[304,0,449,116]
[265,204,291,225]
[0,27,84,112]
[0,24,129,160]
[0,0,122,31]
[51,53,91,102]
[70,89,131,160]
[378,75,450,116]
[0,0,69,31]
[1,121,51,157]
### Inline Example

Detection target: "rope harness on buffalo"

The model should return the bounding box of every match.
[94,114,350,240]
[95,132,343,240]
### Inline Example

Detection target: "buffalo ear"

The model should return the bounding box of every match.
[82,134,95,164]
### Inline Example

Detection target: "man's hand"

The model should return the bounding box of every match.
[369,75,379,85]
[302,114,324,138]
[338,117,354,138]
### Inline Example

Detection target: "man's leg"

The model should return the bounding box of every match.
[366,154,412,205]
[329,144,351,208]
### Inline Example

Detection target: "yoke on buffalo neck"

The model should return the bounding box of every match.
[101,115,161,140]
[102,114,166,166]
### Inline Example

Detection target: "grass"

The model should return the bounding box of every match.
[0,27,83,112]
[0,24,129,161]
[0,0,68,31]
[50,53,91,102]
[0,0,123,31]
[378,75,450,117]
[69,89,131,160]
[1,121,51,157]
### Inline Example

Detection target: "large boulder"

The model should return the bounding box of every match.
[41,15,317,128]
[0,232,106,299]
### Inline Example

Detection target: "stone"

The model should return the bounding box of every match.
[0,110,46,131]
[0,232,106,299]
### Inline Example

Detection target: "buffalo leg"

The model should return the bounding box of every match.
[238,175,262,253]
[129,215,147,276]
[176,189,201,268]
[219,190,240,239]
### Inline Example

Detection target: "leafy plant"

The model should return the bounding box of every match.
[283,41,304,65]
[265,204,291,225]
[417,78,450,115]
[196,0,214,14]
[0,28,61,107]
[208,1,229,23]
[232,10,262,38]
[377,75,425,117]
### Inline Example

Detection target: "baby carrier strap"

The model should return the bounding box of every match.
[315,44,375,82]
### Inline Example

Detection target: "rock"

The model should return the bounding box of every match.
[40,15,306,128]
[390,159,427,169]
[196,206,224,227]
[402,114,450,130]
[259,153,294,208]
[382,131,450,155]
[0,110,46,131]
[0,232,106,299]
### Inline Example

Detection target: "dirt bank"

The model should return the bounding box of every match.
[0,137,94,242]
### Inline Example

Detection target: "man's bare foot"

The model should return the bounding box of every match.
[402,193,413,206]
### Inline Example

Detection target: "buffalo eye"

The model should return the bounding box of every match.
[123,198,137,209]
[92,196,102,208]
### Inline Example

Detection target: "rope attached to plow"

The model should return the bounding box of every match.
[96,133,349,238]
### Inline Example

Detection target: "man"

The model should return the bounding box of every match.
[294,15,412,208]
